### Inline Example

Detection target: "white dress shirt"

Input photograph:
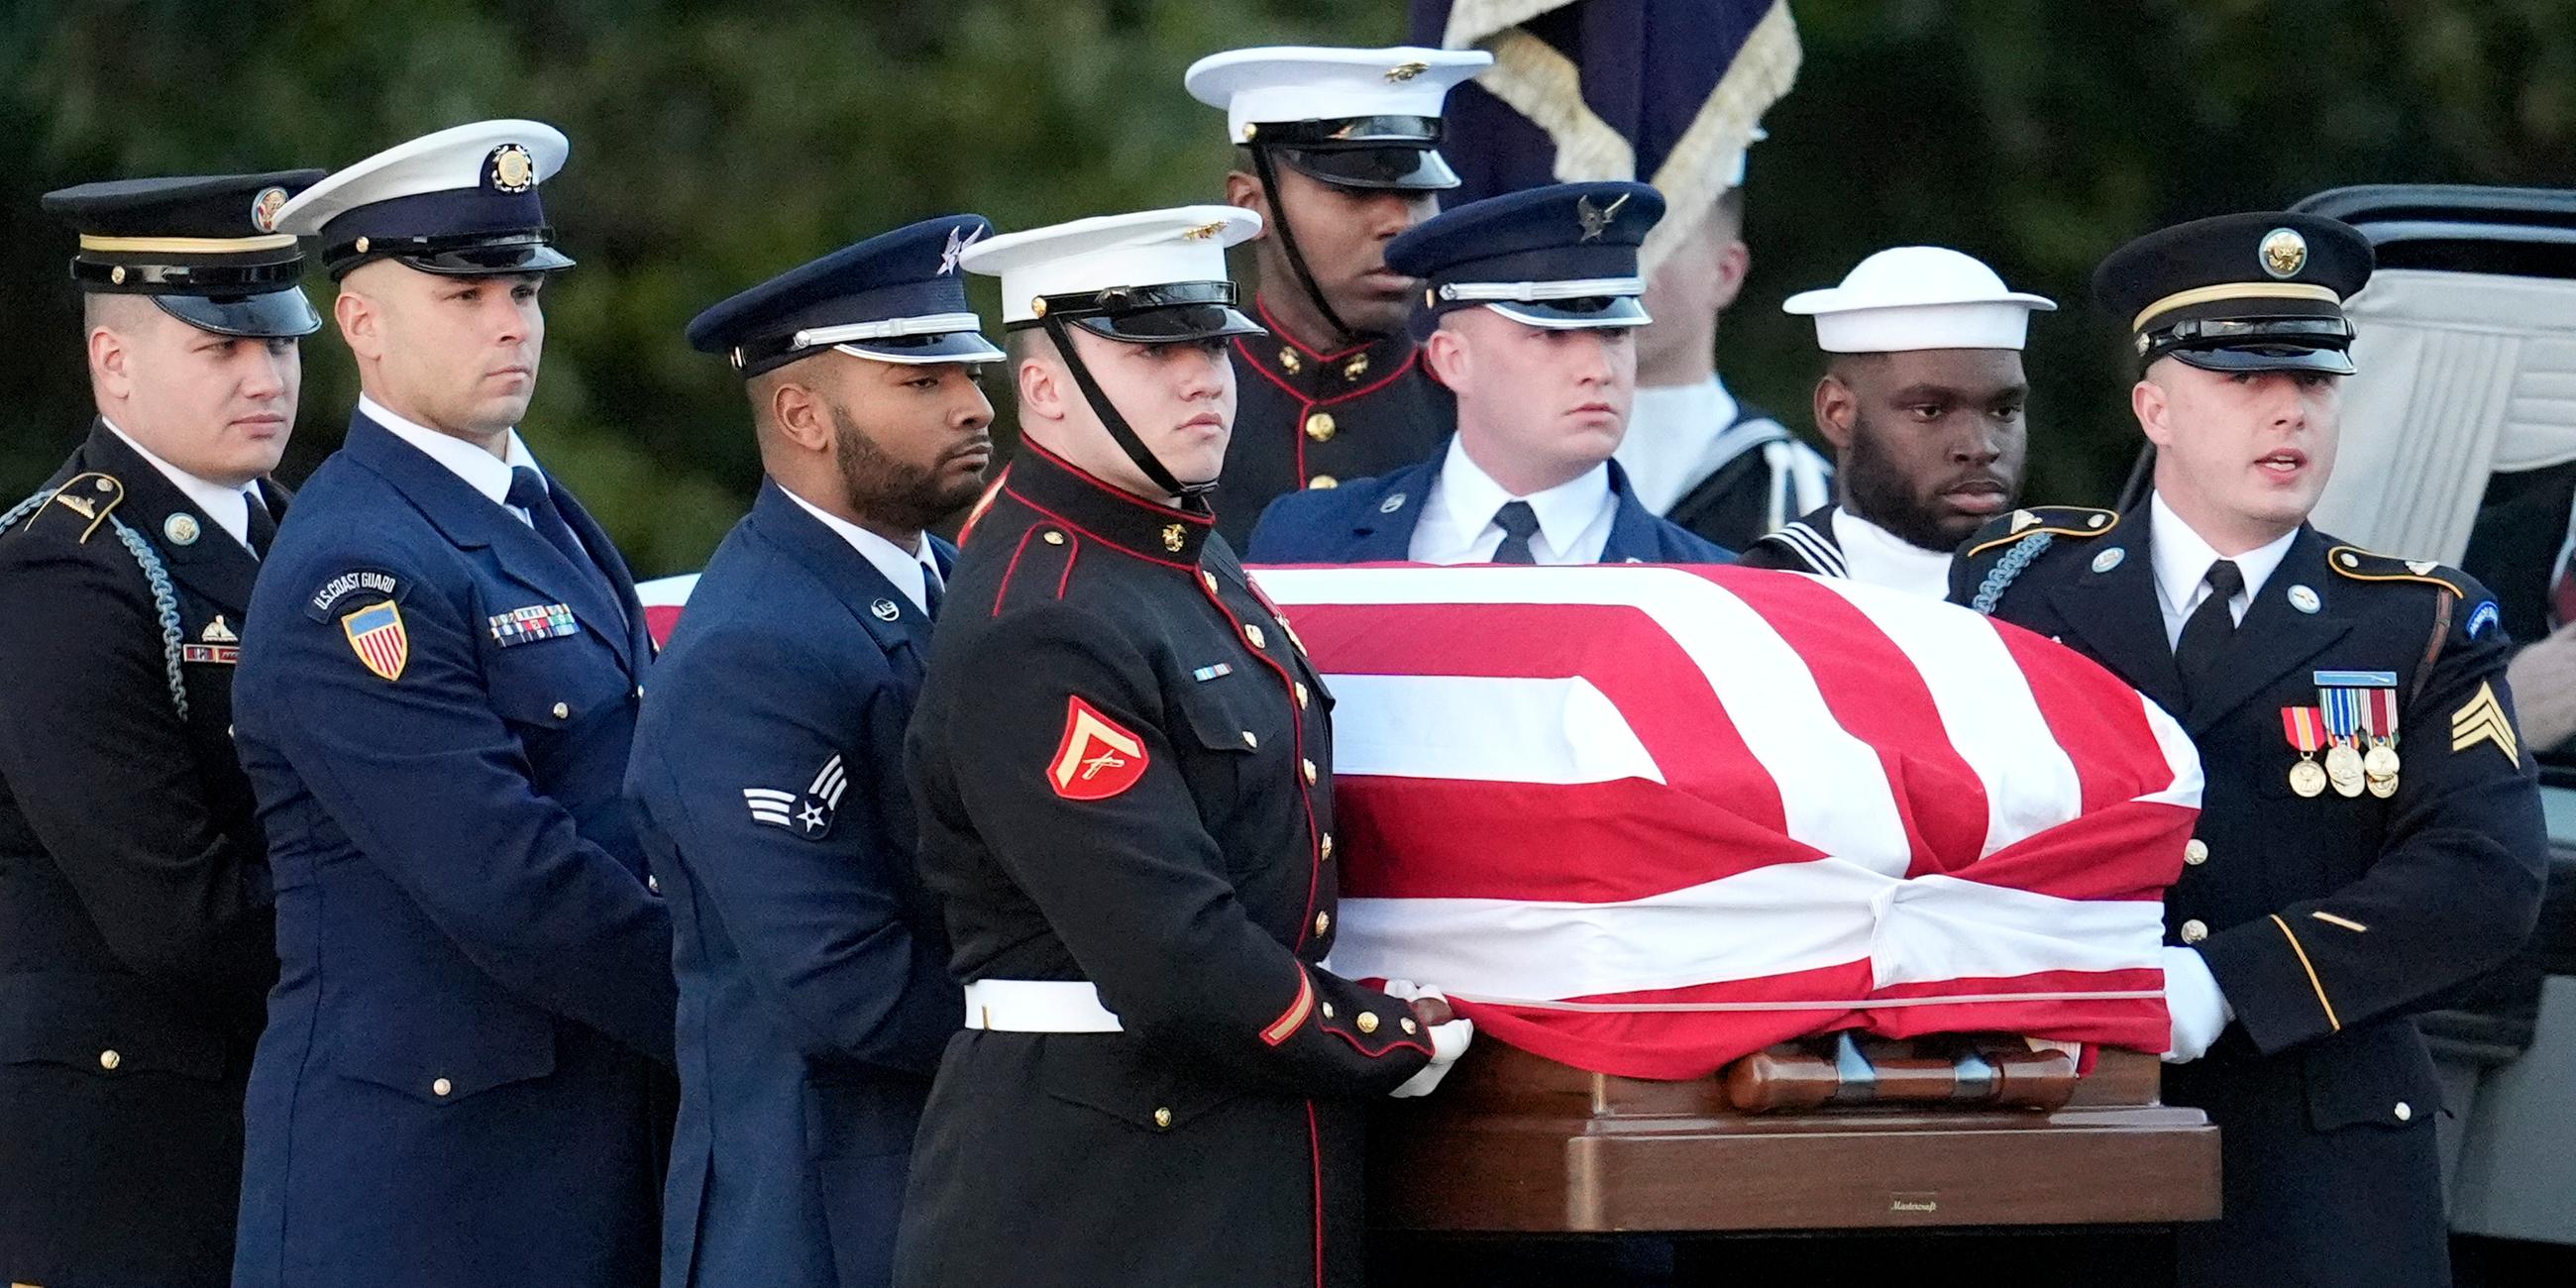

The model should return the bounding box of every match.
[361,393,547,527]
[101,417,266,556]
[1614,375,1741,516]
[1409,436,1616,566]
[1832,508,1957,598]
[2148,492,2298,648]
[778,485,943,614]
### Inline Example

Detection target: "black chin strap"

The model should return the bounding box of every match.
[1040,314,1218,513]
[1250,147,1364,348]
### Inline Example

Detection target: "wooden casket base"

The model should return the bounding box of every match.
[1370,1041,2220,1233]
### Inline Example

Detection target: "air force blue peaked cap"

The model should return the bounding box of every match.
[686,215,1005,377]
[271,119,575,278]
[1387,180,1664,330]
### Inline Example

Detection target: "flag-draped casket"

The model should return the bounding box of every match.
[1246,564,2204,1079]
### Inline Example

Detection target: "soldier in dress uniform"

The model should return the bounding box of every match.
[1737,246,2054,596]
[1952,211,2547,1286]
[1620,130,1836,549]
[230,120,674,1288]
[628,215,1001,1288]
[0,169,318,1288]
[1184,46,1488,544]
[1247,181,1729,566]
[894,206,1472,1288]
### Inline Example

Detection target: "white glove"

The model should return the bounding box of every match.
[2161,945,2233,1064]
[1380,979,1475,1099]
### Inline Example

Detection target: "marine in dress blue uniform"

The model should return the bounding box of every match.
[895,208,1473,1288]
[0,170,318,1288]
[1952,212,2547,1286]
[1184,47,1488,543]
[627,215,1002,1288]
[230,121,675,1288]
[1248,181,1731,566]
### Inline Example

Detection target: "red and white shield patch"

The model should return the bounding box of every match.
[1049,696,1148,801]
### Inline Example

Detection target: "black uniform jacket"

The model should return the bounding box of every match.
[1953,504,2547,1287]
[1215,294,1452,548]
[896,439,1436,1288]
[0,421,282,1288]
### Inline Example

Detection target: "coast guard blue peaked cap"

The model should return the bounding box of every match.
[272,119,576,278]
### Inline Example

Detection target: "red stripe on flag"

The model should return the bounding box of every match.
[1720,571,1991,878]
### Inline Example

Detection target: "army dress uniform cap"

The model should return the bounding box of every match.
[1185,45,1490,190]
[686,214,1005,377]
[42,170,326,338]
[1782,246,2055,353]
[962,205,1265,342]
[272,118,575,278]
[2093,210,2374,375]
[1389,179,1664,330]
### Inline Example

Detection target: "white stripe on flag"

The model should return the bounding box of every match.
[1319,674,1664,784]
[1326,857,2165,1002]
[1812,576,2086,858]
[1257,565,1915,877]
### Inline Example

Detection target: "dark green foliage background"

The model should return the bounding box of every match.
[7,1,2572,573]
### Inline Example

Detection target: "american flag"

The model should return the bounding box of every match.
[1249,564,2202,1081]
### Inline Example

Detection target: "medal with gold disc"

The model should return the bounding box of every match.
[2361,685,2402,798]
[2281,705,2329,799]
[2319,686,2365,798]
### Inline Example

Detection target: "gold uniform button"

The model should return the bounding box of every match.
[1294,682,1310,708]
[98,1049,121,1071]
[2394,1101,2414,1123]
[1320,833,1334,860]
[551,701,571,720]
[1356,1011,1379,1034]
[1401,1017,1419,1035]
[1302,759,1318,785]
[1240,730,1259,749]
[1321,1002,1335,1020]
[432,1077,453,1097]
[1202,572,1219,593]
[2180,918,2209,944]
[1153,1107,1174,1129]
[1308,475,1339,489]
[1314,911,1332,936]
[2184,839,2209,866]
[1304,412,1338,442]
[1043,530,1067,546]
[1244,624,1267,649]
[647,875,661,895]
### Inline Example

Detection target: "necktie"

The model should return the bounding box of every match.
[1491,500,1543,565]
[244,488,275,559]
[2174,559,2245,697]
[504,467,614,605]
[921,561,945,617]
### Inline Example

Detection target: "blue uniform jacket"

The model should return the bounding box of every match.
[627,481,960,1288]
[231,411,675,1288]
[1243,445,1734,565]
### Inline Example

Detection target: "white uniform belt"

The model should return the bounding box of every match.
[962,979,1126,1033]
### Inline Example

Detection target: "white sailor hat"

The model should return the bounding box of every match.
[1184,46,1490,189]
[961,205,1266,343]
[273,119,573,278]
[1782,246,2056,353]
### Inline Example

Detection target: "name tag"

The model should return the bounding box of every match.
[489,603,581,647]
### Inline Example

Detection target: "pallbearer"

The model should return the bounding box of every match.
[1953,211,2546,1285]
[895,206,1470,1288]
